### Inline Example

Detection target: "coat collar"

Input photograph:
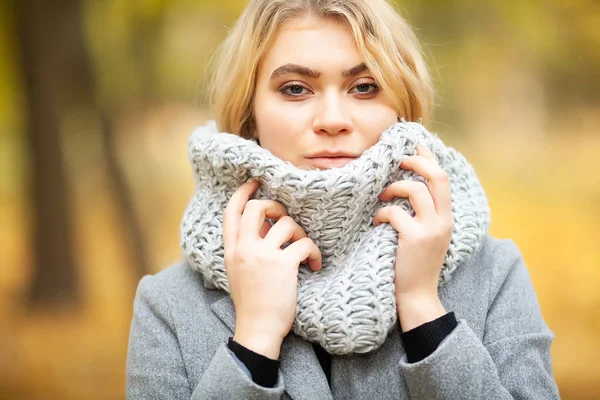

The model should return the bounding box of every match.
[210,295,333,400]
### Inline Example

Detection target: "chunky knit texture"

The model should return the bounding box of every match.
[180,121,490,355]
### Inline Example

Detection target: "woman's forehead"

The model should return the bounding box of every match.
[259,16,364,78]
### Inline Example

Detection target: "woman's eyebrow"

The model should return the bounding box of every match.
[271,64,320,79]
[270,63,368,80]
[342,63,368,78]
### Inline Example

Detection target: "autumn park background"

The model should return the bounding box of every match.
[1,0,599,398]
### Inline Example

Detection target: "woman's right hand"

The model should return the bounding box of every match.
[223,180,322,359]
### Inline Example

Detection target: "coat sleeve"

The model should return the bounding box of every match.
[126,274,285,400]
[398,239,560,399]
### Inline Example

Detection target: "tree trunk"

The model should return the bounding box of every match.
[14,0,79,305]
[15,0,152,305]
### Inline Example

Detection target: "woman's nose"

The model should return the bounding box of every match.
[312,93,353,136]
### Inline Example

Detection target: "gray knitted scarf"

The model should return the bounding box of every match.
[180,120,490,355]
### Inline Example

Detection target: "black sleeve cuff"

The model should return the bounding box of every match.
[227,337,280,388]
[401,311,458,363]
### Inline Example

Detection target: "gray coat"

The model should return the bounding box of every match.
[126,235,560,399]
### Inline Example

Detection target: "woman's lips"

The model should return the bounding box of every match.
[306,157,357,169]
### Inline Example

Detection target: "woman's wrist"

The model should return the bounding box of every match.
[396,293,447,333]
[233,327,283,360]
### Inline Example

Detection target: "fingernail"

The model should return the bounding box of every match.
[418,139,427,147]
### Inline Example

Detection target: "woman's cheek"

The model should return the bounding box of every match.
[255,98,309,160]
[352,104,397,136]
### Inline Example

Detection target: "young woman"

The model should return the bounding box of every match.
[126,0,560,398]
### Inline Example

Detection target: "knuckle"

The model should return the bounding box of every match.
[432,229,445,240]
[224,253,233,269]
[279,215,295,226]
[233,247,246,263]
[413,180,428,191]
[301,237,318,249]
[390,205,403,214]
[435,170,449,181]
[443,221,454,235]
[234,244,255,264]
[382,205,399,217]
[245,199,261,211]
[375,206,388,216]
[275,216,296,233]
[434,223,452,239]
[296,236,310,246]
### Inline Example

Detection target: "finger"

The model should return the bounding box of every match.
[223,180,260,252]
[284,237,322,272]
[259,220,272,239]
[373,205,417,233]
[264,216,308,248]
[416,143,435,160]
[239,199,288,243]
[378,180,436,218]
[399,154,452,218]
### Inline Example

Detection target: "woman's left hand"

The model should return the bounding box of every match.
[373,142,454,331]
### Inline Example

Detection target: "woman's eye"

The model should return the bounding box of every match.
[351,83,379,95]
[280,84,310,96]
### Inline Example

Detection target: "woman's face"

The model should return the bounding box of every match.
[253,15,398,170]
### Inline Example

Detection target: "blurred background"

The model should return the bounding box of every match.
[0,0,598,398]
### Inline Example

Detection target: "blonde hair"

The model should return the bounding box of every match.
[207,0,435,139]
